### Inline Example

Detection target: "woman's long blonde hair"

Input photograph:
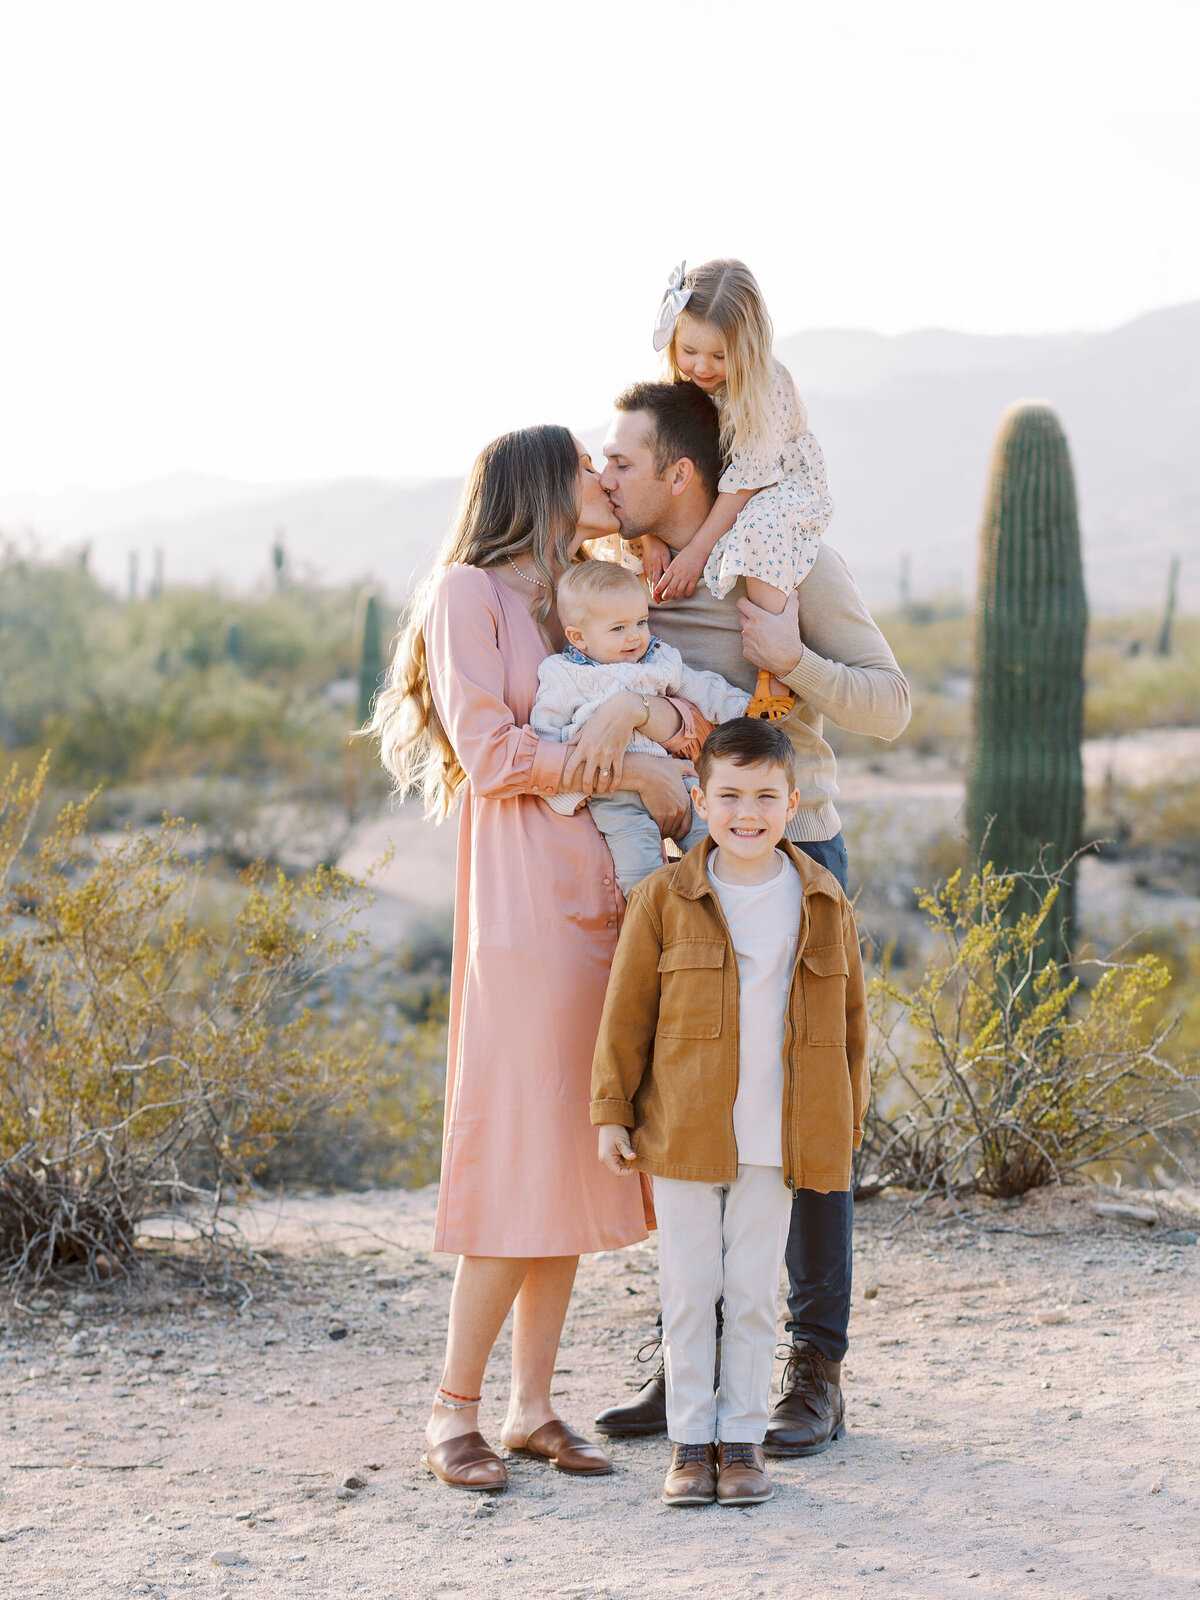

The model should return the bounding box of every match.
[369,424,580,819]
[663,258,805,462]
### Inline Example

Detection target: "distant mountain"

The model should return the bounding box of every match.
[3,303,1197,612]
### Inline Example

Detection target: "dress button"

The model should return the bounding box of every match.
[606,920,615,928]
[603,877,611,886]
[532,785,539,792]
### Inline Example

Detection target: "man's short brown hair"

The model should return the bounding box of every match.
[696,718,798,790]
[613,381,722,499]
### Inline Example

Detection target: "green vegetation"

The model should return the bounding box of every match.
[0,759,376,1285]
[965,402,1087,959]
[864,862,1200,1199]
[0,542,393,805]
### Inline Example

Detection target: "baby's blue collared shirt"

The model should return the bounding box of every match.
[563,635,664,668]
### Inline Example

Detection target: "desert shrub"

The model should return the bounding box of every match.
[1084,615,1200,737]
[0,757,375,1286]
[860,861,1200,1198]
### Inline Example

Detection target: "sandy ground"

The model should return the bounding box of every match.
[3,1185,1199,1600]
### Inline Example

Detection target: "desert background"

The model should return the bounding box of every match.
[2,1,1199,1597]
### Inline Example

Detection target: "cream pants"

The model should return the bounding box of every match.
[654,1164,793,1444]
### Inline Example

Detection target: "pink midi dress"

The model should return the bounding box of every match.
[423,563,649,1257]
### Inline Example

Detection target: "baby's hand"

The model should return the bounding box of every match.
[654,544,707,603]
[597,1124,636,1176]
[639,534,672,595]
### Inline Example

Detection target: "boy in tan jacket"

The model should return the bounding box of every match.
[591,719,867,1508]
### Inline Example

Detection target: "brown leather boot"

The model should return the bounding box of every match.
[715,1442,774,1505]
[595,1335,722,1438]
[594,1344,667,1437]
[661,1441,717,1506]
[763,1341,845,1458]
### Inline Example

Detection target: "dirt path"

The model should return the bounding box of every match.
[2,1186,1198,1600]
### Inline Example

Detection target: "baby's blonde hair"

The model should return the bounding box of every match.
[663,258,806,463]
[556,558,645,629]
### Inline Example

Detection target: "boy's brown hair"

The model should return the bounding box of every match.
[696,718,798,790]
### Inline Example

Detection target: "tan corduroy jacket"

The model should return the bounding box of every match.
[590,839,868,1192]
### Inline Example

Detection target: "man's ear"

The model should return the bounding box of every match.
[667,456,696,497]
[564,624,588,649]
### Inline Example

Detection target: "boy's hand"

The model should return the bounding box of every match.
[654,543,707,603]
[597,1124,636,1176]
[639,534,672,595]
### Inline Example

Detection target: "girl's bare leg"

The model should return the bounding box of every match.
[745,577,793,697]
[426,1255,531,1448]
[501,1255,580,1445]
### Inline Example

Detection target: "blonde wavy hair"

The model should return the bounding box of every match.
[369,424,581,819]
[663,258,806,463]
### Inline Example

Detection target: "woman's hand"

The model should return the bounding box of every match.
[561,691,645,793]
[653,542,708,603]
[623,753,695,840]
[597,1124,635,1176]
[639,534,673,594]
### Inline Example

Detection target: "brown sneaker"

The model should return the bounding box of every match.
[715,1441,774,1505]
[763,1341,845,1458]
[661,1441,717,1506]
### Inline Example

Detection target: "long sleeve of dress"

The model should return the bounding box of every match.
[424,565,571,801]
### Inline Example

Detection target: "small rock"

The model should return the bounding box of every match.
[863,1285,879,1300]
[209,1550,246,1567]
[334,1486,356,1501]
[1149,1479,1163,1494]
[341,1471,367,1489]
[1036,1309,1070,1325]
[328,1326,349,1341]
[1091,1201,1158,1225]
[375,1277,401,1290]
[1165,1229,1197,1246]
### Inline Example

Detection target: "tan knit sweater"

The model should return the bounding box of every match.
[649,544,911,842]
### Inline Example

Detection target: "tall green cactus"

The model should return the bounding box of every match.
[967,402,1088,963]
[354,586,384,727]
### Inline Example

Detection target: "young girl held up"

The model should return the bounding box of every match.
[645,258,834,721]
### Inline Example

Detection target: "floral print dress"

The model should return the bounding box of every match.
[702,358,834,601]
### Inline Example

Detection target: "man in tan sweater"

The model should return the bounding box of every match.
[593,380,910,1457]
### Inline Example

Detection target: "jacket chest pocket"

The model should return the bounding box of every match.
[657,940,725,1039]
[801,944,848,1046]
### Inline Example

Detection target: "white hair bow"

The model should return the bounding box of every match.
[652,260,692,352]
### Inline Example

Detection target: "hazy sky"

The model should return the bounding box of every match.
[1,0,1197,494]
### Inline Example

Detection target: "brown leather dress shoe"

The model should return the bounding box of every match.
[763,1341,845,1458]
[506,1419,613,1476]
[661,1441,717,1506]
[716,1441,773,1504]
[423,1431,508,1491]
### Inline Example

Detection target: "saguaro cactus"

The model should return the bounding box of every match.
[354,586,384,727]
[967,401,1088,961]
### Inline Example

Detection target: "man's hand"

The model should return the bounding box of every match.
[737,588,803,678]
[597,1124,636,1175]
[654,542,708,603]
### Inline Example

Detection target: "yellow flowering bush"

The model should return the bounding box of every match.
[0,756,373,1285]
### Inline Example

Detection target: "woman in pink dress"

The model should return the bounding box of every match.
[372,425,696,1491]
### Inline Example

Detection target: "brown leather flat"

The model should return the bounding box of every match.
[507,1419,614,1476]
[422,1431,508,1491]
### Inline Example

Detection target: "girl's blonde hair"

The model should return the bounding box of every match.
[663,258,806,461]
[369,424,580,819]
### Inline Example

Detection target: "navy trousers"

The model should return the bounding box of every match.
[784,835,853,1362]
[655,833,856,1364]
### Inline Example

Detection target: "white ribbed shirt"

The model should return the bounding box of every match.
[706,851,804,1168]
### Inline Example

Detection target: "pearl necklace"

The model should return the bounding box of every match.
[504,553,547,589]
